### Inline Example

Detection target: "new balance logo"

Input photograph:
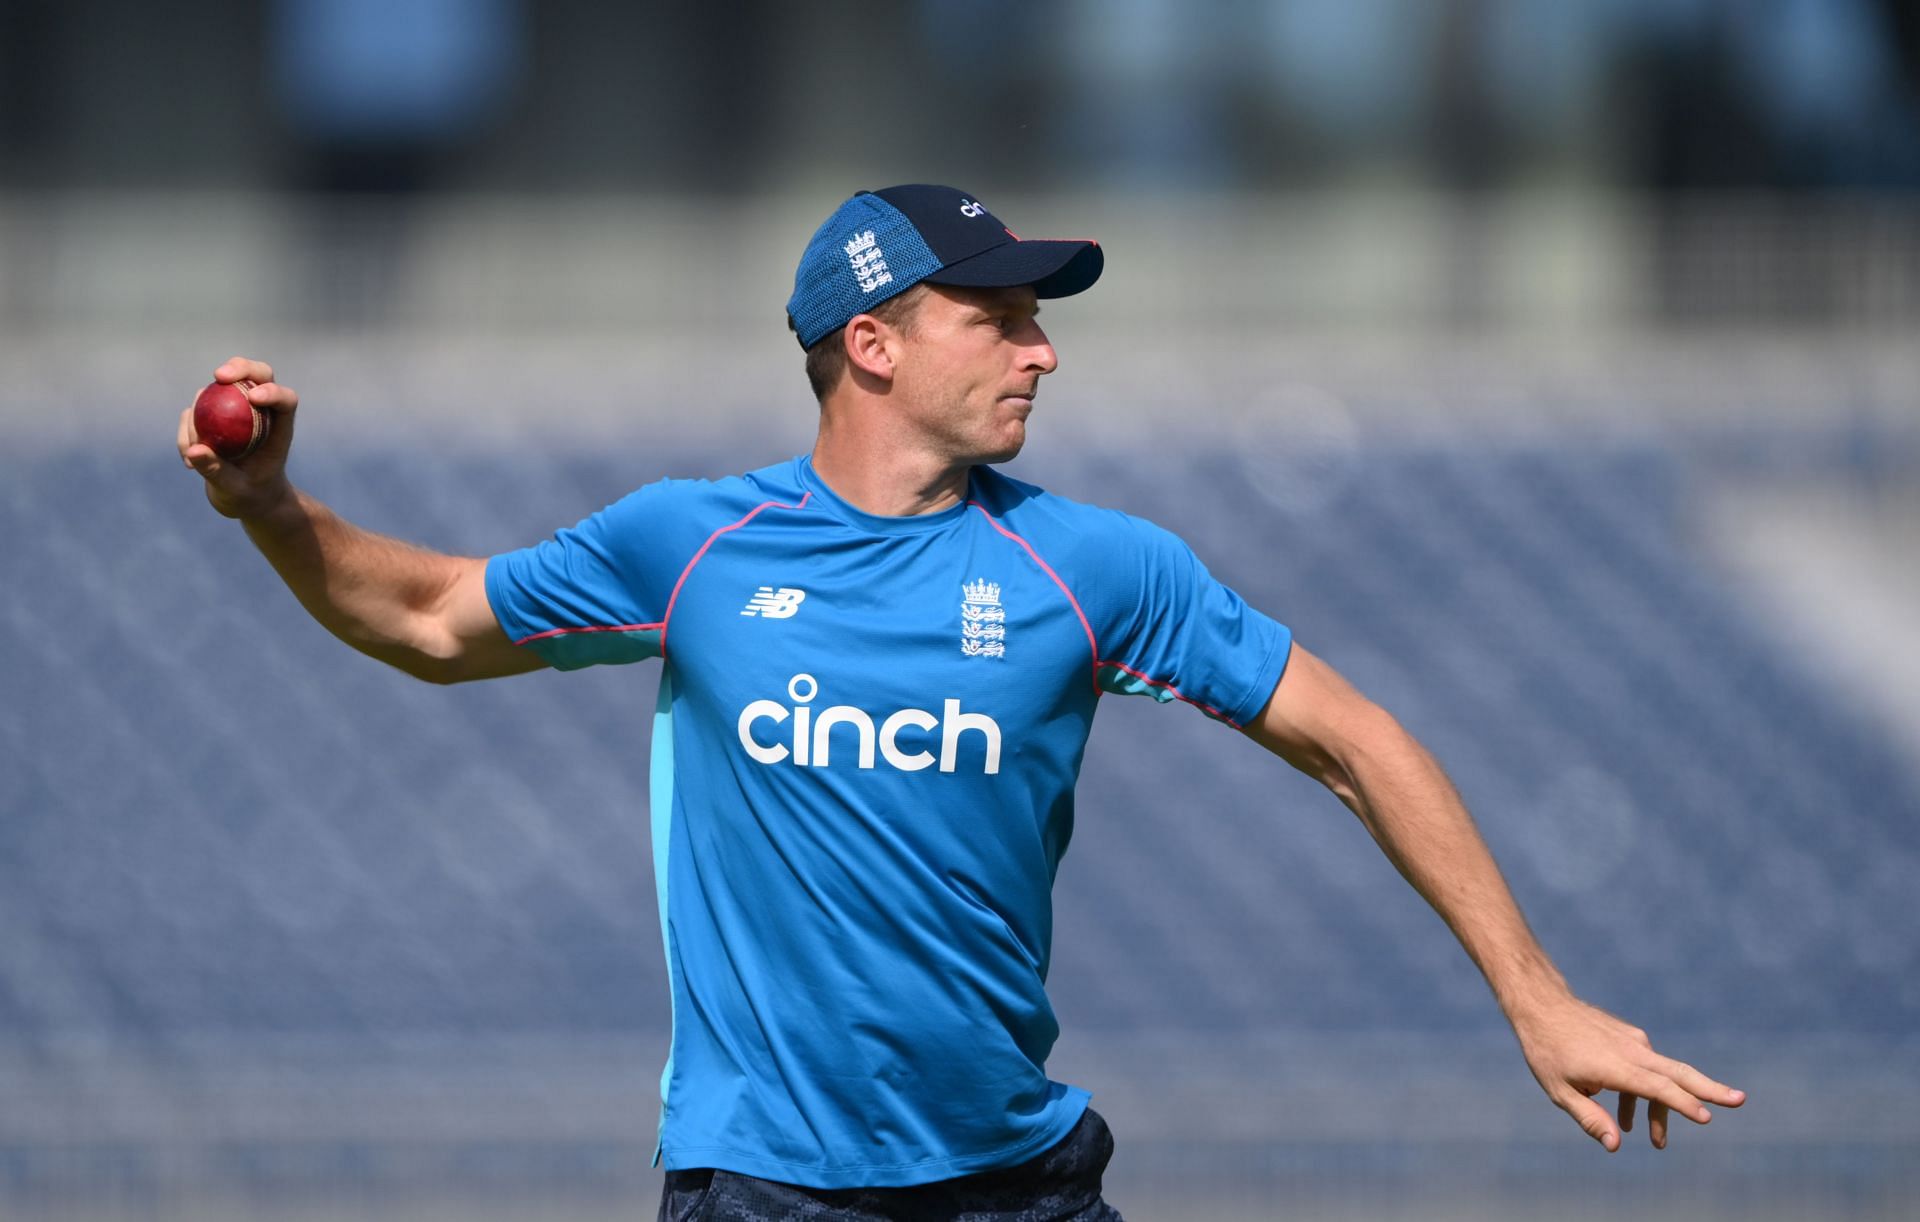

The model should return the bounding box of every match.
[741,587,807,618]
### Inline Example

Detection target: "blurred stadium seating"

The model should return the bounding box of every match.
[3,353,1915,1216]
[5,2,1920,1214]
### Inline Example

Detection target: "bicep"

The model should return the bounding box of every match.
[1240,643,1392,788]
[433,557,549,682]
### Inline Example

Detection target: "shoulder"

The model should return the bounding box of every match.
[970,465,1185,567]
[597,457,810,533]
[516,458,811,587]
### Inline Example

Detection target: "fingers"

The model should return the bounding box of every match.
[1615,1033,1746,1125]
[212,357,298,418]
[1644,1052,1746,1109]
[184,443,222,478]
[178,406,216,469]
[245,378,299,416]
[1560,1090,1620,1153]
[178,403,227,481]
[1623,1068,1712,1126]
[215,356,274,386]
[181,364,300,521]
[1521,999,1746,1154]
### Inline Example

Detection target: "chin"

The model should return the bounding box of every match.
[977,428,1026,465]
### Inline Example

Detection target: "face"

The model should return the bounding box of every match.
[888,283,1059,465]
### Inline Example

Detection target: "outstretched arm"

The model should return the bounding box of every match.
[177,357,545,685]
[1242,643,1745,1151]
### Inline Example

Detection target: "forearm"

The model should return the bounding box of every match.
[1330,710,1569,1020]
[1247,647,1744,1149]
[240,486,475,681]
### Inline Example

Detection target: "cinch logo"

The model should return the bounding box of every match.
[736,674,1002,774]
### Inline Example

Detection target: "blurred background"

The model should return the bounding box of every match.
[2,1,1917,1218]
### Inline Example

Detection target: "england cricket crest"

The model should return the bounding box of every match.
[960,578,1006,659]
[845,230,894,294]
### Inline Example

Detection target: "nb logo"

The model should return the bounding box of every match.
[959,199,986,218]
[741,587,807,619]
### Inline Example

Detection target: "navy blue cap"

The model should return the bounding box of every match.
[787,184,1103,349]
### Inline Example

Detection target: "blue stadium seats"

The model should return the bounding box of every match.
[2,428,1916,1054]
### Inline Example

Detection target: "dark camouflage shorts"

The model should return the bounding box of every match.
[657,1106,1125,1221]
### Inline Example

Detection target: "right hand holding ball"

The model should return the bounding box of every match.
[179,358,298,520]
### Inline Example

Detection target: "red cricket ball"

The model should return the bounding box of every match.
[193,379,269,460]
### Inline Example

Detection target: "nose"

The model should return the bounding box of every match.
[1021,320,1058,376]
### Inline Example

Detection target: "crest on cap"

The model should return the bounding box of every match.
[787,184,1102,349]
[844,230,893,294]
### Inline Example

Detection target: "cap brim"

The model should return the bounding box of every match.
[922,238,1103,299]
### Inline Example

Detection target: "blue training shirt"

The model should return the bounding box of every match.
[484,455,1292,1188]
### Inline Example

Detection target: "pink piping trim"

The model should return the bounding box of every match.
[660,492,813,661]
[1095,658,1240,728]
[516,621,662,645]
[967,500,1099,692]
[966,498,1239,726]
[1005,230,1101,248]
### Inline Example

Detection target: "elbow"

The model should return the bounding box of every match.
[371,650,464,685]
[1318,704,1409,809]
[377,623,471,685]
[1318,754,1365,813]
[414,660,466,686]
[409,641,474,686]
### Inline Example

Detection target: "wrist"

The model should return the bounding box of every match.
[230,478,298,524]
[1490,956,1573,1026]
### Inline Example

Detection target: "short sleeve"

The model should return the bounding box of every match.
[485,479,696,671]
[1091,514,1292,728]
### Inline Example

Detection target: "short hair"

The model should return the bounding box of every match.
[789,285,930,404]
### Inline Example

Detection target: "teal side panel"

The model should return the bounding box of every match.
[649,667,679,1165]
[525,626,663,671]
[1096,662,1237,724]
[1094,662,1178,703]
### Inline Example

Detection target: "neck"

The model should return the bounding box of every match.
[809,413,972,518]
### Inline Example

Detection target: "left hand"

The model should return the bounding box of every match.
[1511,993,1745,1151]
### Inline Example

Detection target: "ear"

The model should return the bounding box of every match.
[844,313,898,383]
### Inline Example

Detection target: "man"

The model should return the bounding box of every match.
[178,184,1744,1219]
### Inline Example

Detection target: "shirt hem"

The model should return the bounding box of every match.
[1228,626,1294,727]
[660,1087,1091,1189]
